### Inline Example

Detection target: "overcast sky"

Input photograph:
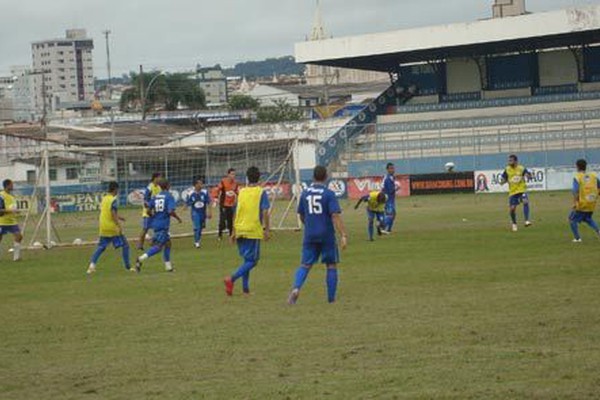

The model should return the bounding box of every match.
[0,0,597,77]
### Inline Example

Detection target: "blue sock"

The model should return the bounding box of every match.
[570,220,580,239]
[194,228,201,243]
[368,220,374,240]
[510,210,517,224]
[163,246,171,262]
[122,244,131,269]
[90,244,106,264]
[146,245,161,258]
[524,203,531,221]
[232,261,256,282]
[242,273,250,293]
[585,218,600,234]
[326,268,338,303]
[293,266,310,290]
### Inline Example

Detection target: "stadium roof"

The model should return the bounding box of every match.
[295,5,600,72]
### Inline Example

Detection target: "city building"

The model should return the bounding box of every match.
[31,29,95,113]
[304,0,387,87]
[197,65,228,106]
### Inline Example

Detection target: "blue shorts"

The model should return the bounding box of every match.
[192,213,206,230]
[509,193,529,206]
[0,225,20,235]
[237,238,261,263]
[98,235,127,249]
[569,211,594,223]
[301,241,340,266]
[153,230,171,246]
[367,210,385,224]
[142,217,153,230]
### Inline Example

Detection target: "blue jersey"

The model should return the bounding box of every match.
[187,189,211,218]
[383,174,396,201]
[149,191,176,231]
[298,183,341,244]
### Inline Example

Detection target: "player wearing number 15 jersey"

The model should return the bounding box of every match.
[288,166,348,305]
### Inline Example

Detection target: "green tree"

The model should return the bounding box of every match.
[228,94,260,111]
[120,72,205,112]
[256,99,304,123]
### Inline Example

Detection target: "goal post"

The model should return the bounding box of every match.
[21,138,310,249]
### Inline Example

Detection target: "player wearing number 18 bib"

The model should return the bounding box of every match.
[135,179,182,273]
[288,166,348,305]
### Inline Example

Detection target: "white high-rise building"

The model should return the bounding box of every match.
[31,29,95,112]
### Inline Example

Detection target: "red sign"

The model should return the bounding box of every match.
[347,176,410,199]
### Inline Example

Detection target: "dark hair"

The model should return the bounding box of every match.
[576,159,588,171]
[313,165,327,182]
[246,166,260,184]
[377,192,387,203]
[158,178,169,190]
[108,181,119,192]
[386,163,394,169]
[2,179,12,189]
[151,172,162,180]
[194,177,203,185]
[509,154,518,162]
[227,168,236,174]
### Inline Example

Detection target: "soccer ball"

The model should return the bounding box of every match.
[73,238,83,246]
[445,162,456,172]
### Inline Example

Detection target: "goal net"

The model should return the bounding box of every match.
[16,138,304,249]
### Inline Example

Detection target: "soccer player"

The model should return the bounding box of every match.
[354,191,388,241]
[216,168,239,240]
[223,166,270,296]
[382,163,397,233]
[87,182,131,274]
[137,172,162,250]
[135,179,182,272]
[500,155,532,232]
[288,165,348,305]
[0,179,23,261]
[186,178,212,248]
[569,159,600,243]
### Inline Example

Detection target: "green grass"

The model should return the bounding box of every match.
[1,192,600,399]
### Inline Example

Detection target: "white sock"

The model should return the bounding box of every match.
[165,261,173,271]
[138,254,149,262]
[88,263,96,269]
[13,243,21,261]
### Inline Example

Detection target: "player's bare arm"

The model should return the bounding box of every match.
[263,209,271,241]
[332,213,348,250]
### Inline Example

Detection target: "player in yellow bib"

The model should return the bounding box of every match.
[223,166,270,296]
[500,155,532,232]
[354,191,388,241]
[0,179,23,261]
[137,172,162,250]
[569,159,600,243]
[87,182,131,274]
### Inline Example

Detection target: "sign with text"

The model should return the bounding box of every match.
[475,168,547,194]
[347,175,410,199]
[410,172,474,195]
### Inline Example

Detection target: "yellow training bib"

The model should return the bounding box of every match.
[234,186,265,240]
[506,165,527,196]
[0,191,18,226]
[575,172,599,213]
[99,194,120,237]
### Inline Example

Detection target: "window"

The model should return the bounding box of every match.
[66,168,79,180]
[26,170,36,184]
[49,169,57,181]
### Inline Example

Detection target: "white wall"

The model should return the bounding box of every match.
[446,58,481,94]
[539,50,578,87]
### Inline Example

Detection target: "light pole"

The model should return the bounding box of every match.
[141,70,165,121]
[103,29,118,182]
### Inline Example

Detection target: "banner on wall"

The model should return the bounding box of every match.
[474,168,547,194]
[347,175,410,199]
[410,172,475,195]
[51,193,104,212]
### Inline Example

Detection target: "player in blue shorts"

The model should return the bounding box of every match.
[0,179,23,261]
[87,182,131,274]
[382,163,397,233]
[569,159,600,242]
[138,172,162,250]
[288,166,348,305]
[186,178,212,248]
[224,166,270,296]
[135,179,182,272]
[500,155,532,232]
[354,190,388,241]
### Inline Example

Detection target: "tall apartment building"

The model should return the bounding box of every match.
[31,29,94,112]
[197,65,228,105]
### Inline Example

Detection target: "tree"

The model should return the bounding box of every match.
[120,72,205,112]
[228,94,260,111]
[256,99,304,123]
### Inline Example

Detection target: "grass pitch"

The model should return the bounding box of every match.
[1,192,600,399]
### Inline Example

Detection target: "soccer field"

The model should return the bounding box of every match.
[1,191,600,399]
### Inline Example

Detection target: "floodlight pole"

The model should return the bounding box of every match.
[103,29,118,183]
